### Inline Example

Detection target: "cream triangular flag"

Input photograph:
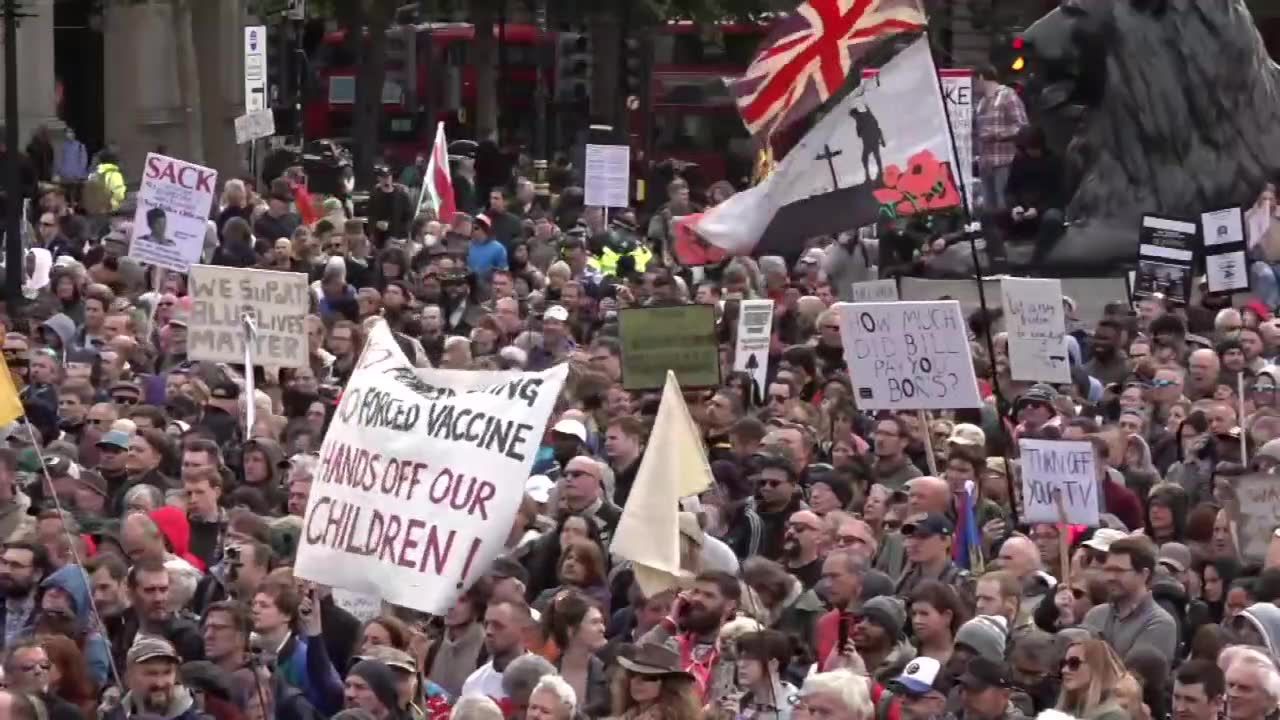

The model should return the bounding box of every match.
[611,371,714,596]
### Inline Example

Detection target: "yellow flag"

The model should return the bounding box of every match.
[0,355,23,426]
[611,371,714,596]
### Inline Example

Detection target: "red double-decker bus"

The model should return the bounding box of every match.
[303,19,771,182]
[304,22,551,165]
[629,21,768,188]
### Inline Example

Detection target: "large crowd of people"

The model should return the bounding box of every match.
[1,59,1280,720]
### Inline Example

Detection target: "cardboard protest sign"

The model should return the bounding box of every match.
[1001,278,1070,384]
[619,305,720,391]
[130,153,217,272]
[294,321,568,614]
[188,265,310,368]
[1226,473,1280,564]
[851,278,899,303]
[733,300,773,407]
[837,300,981,410]
[899,276,1127,329]
[1134,215,1196,305]
[1018,438,1099,526]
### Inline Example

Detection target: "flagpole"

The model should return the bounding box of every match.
[242,313,258,434]
[924,31,1020,526]
[20,422,124,690]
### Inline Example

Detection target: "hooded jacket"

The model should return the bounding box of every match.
[34,564,113,684]
[1235,602,1280,664]
[242,438,287,511]
[151,506,207,573]
[1145,483,1188,545]
[39,313,77,357]
[1150,574,1189,657]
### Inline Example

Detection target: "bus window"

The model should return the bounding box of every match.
[329,76,356,104]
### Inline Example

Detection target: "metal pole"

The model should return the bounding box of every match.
[4,0,21,306]
[532,0,549,200]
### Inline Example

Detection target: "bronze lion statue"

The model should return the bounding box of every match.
[1024,0,1280,271]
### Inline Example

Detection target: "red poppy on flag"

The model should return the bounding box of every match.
[728,0,926,139]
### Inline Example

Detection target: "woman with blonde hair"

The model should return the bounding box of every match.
[609,641,702,720]
[1055,638,1128,720]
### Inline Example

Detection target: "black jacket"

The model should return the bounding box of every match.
[320,594,361,674]
[254,211,300,245]
[368,185,414,242]
[109,608,205,672]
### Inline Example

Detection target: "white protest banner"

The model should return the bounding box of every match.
[188,265,309,368]
[837,300,981,410]
[584,143,631,208]
[733,299,773,407]
[1019,438,1099,526]
[129,153,217,273]
[1001,277,1070,384]
[295,321,568,614]
[851,278,899,303]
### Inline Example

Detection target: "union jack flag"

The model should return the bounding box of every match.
[728,0,926,138]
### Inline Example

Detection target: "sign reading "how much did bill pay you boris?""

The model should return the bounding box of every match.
[837,300,981,410]
[294,321,568,614]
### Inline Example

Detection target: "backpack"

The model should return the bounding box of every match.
[875,688,896,720]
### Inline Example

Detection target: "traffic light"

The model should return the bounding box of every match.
[1009,35,1027,73]
[556,32,592,110]
[620,35,645,110]
[991,29,1028,85]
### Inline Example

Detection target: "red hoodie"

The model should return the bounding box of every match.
[149,506,207,572]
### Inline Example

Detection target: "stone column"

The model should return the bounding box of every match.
[0,0,65,146]
[102,0,192,178]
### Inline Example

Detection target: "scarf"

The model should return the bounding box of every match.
[677,632,720,702]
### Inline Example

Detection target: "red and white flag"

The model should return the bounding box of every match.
[417,121,456,224]
[728,0,925,139]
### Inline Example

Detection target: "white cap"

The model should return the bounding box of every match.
[545,305,569,322]
[525,474,554,503]
[948,423,986,447]
[893,657,947,696]
[551,418,588,443]
[1082,528,1128,553]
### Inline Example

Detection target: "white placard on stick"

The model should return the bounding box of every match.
[733,299,774,407]
[129,153,217,272]
[1001,277,1070,384]
[294,321,568,614]
[1019,438,1099,526]
[584,144,630,208]
[851,278,899,303]
[234,109,276,145]
[188,265,310,368]
[837,300,981,410]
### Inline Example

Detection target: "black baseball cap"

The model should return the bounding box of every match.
[901,513,953,538]
[957,657,1013,691]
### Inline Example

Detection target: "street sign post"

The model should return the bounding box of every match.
[244,25,268,113]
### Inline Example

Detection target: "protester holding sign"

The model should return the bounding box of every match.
[15,19,1280,720]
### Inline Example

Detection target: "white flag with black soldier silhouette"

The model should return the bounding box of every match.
[697,36,961,256]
